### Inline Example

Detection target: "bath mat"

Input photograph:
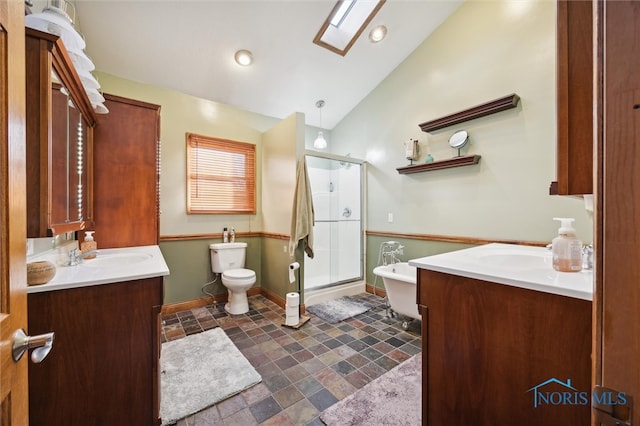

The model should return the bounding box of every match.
[160,327,261,425]
[320,354,422,425]
[306,295,373,324]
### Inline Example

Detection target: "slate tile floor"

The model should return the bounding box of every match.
[161,292,422,426]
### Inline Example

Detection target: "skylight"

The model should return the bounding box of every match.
[313,0,386,56]
[330,0,355,26]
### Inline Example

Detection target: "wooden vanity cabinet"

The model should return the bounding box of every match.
[551,0,593,195]
[26,28,96,237]
[417,269,591,425]
[27,277,164,425]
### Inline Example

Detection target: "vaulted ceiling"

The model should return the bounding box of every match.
[69,0,462,129]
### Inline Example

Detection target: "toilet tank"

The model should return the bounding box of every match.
[209,242,247,273]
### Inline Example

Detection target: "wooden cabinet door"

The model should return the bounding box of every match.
[92,94,160,248]
[593,1,640,424]
[552,0,594,195]
[28,278,164,425]
[25,30,96,237]
[0,1,29,423]
[419,270,591,426]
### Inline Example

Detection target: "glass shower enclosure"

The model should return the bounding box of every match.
[304,152,364,292]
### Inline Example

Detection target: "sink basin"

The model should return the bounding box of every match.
[408,243,593,301]
[81,253,153,268]
[26,245,170,294]
[475,250,552,270]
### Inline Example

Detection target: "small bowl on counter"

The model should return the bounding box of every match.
[27,260,57,286]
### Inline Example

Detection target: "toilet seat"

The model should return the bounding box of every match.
[222,268,256,286]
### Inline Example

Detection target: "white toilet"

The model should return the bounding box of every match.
[209,242,256,315]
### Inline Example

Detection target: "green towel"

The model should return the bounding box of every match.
[289,157,315,258]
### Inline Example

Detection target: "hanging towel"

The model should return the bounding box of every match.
[289,157,315,258]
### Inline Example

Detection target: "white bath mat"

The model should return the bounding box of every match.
[306,295,373,324]
[160,327,261,425]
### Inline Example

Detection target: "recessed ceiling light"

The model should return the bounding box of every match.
[369,25,387,43]
[234,50,253,66]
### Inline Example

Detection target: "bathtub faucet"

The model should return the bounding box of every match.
[390,245,404,264]
[382,243,404,265]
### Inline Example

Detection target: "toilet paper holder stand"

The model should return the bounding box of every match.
[282,262,310,329]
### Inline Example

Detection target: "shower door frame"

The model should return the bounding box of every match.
[303,150,367,291]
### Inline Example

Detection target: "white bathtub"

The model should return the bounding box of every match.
[373,262,421,322]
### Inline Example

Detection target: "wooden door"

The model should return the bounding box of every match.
[593,1,640,425]
[0,1,29,424]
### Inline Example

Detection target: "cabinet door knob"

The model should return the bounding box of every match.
[12,328,55,363]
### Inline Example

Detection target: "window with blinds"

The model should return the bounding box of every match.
[186,133,256,214]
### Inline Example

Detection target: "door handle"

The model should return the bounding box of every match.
[12,328,55,363]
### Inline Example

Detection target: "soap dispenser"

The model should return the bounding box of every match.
[229,226,236,243]
[551,218,582,272]
[81,231,97,259]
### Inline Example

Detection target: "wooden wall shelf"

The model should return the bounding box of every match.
[397,155,481,174]
[419,94,520,133]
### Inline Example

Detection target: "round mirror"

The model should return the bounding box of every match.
[449,130,469,149]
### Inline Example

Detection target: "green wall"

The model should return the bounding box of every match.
[331,0,592,244]
[260,237,304,304]
[160,237,262,304]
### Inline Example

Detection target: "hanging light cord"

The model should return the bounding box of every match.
[317,100,324,127]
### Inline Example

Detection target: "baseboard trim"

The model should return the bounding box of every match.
[163,284,390,315]
[161,296,217,314]
[366,283,387,298]
[161,287,306,314]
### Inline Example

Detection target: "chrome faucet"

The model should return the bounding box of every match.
[65,248,99,266]
[381,242,404,265]
[390,245,404,264]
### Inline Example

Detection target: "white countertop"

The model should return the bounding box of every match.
[408,243,593,301]
[27,245,170,294]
